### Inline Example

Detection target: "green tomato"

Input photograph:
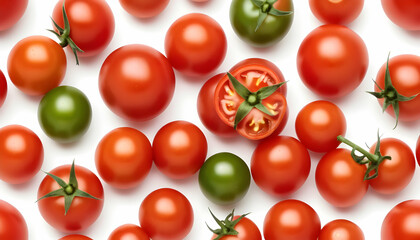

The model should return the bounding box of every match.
[230,0,294,47]
[38,86,92,143]
[199,152,251,205]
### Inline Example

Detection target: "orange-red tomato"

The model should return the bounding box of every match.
[119,0,169,18]
[381,0,420,31]
[0,0,27,31]
[417,136,420,166]
[108,224,150,240]
[59,235,92,240]
[319,219,365,240]
[210,216,262,240]
[382,200,420,240]
[309,0,364,25]
[0,200,27,240]
[0,70,7,107]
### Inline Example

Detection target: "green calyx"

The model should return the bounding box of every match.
[207,209,249,240]
[337,133,391,180]
[48,0,83,65]
[226,72,285,130]
[36,161,101,215]
[250,0,293,32]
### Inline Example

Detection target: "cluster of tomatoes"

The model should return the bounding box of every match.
[0,0,420,239]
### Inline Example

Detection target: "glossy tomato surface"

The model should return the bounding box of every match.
[153,121,207,179]
[95,127,153,189]
[297,24,368,98]
[108,224,150,240]
[417,136,420,166]
[119,0,169,18]
[59,235,93,240]
[319,219,365,240]
[0,70,7,107]
[251,136,311,197]
[381,0,420,31]
[7,36,66,96]
[139,188,193,240]
[382,200,420,240]
[0,200,28,240]
[99,44,175,122]
[165,13,227,77]
[210,216,262,240]
[0,0,27,31]
[309,0,364,25]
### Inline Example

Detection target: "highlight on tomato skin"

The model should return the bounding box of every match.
[381,0,420,31]
[309,0,364,25]
[318,219,365,240]
[381,200,420,240]
[119,0,170,19]
[108,224,150,240]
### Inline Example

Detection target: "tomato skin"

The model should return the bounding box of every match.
[0,200,28,240]
[417,136,420,166]
[119,0,169,18]
[0,0,27,31]
[165,13,227,78]
[210,216,262,240]
[295,101,346,153]
[297,24,368,98]
[374,55,420,122]
[37,165,104,233]
[251,136,311,197]
[382,200,420,240]
[0,70,7,107]
[99,44,175,122]
[52,0,115,57]
[263,199,321,240]
[309,0,364,25]
[153,121,208,179]
[139,188,194,240]
[316,149,368,208]
[7,36,67,96]
[319,219,365,240]
[108,224,150,240]
[381,0,420,31]
[95,127,153,189]
[59,235,92,240]
[0,125,44,184]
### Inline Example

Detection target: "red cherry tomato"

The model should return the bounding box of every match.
[95,127,153,189]
[297,24,368,98]
[59,235,92,240]
[251,136,311,197]
[139,188,194,240]
[416,136,420,166]
[295,100,346,153]
[0,70,7,107]
[0,0,27,31]
[382,200,420,239]
[108,224,150,240]
[0,125,43,184]
[264,199,321,240]
[99,44,175,122]
[210,216,262,240]
[316,149,368,208]
[7,36,67,96]
[309,0,364,25]
[52,0,115,57]
[319,219,365,240]
[0,200,28,240]
[381,0,420,31]
[165,13,227,77]
[119,0,169,18]
[153,121,208,179]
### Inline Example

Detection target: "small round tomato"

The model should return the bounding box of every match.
[119,0,169,18]
[208,211,261,240]
[251,136,310,197]
[230,0,294,47]
[417,136,420,166]
[319,219,365,240]
[95,127,153,189]
[99,44,175,122]
[153,121,207,179]
[38,86,92,143]
[165,13,227,77]
[0,0,27,31]
[316,149,368,208]
[264,199,321,240]
[139,188,193,240]
[309,0,364,25]
[0,125,43,184]
[7,36,66,96]
[381,0,420,31]
[59,235,92,240]
[108,224,150,240]
[199,152,251,205]
[0,200,28,240]
[0,70,7,107]
[297,24,368,98]
[295,101,346,153]
[52,0,115,57]
[382,200,420,239]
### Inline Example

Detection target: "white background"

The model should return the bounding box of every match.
[0,0,419,239]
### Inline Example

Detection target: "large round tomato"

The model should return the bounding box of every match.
[153,121,207,179]
[37,164,104,233]
[0,125,43,184]
[52,0,115,57]
[165,13,227,78]
[295,100,347,153]
[319,219,365,240]
[7,36,67,96]
[0,200,27,240]
[210,215,262,240]
[119,0,169,18]
[382,200,420,239]
[251,136,311,197]
[0,0,27,31]
[381,0,420,31]
[309,0,364,25]
[139,188,193,240]
[297,24,368,98]
[95,127,153,189]
[0,70,7,107]
[316,149,368,208]
[99,44,175,122]
[108,224,150,240]
[263,200,321,240]
[417,136,420,166]
[59,235,92,240]
[215,58,288,140]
